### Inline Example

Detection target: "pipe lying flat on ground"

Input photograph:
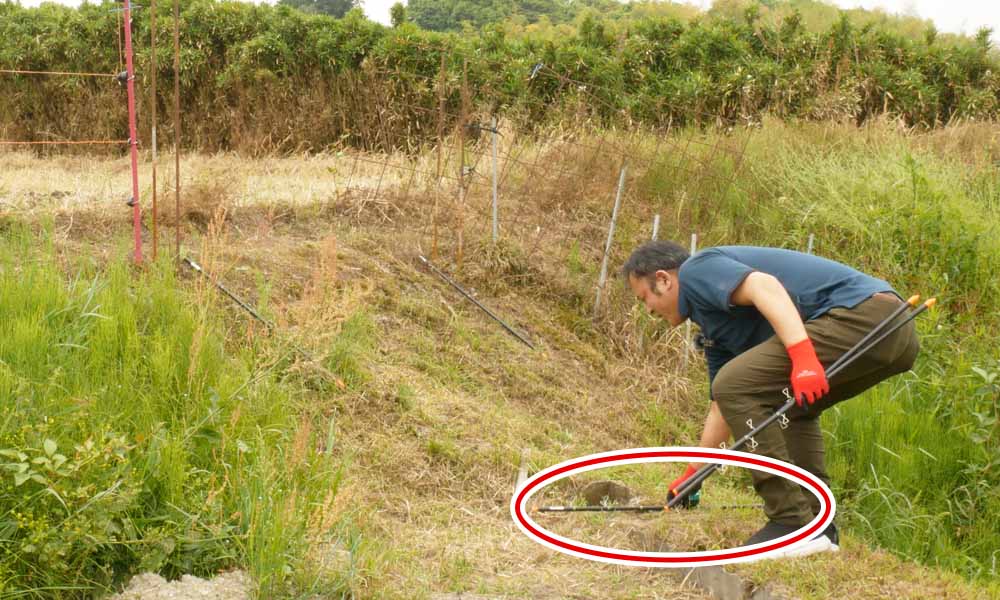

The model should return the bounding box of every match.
[183,257,341,383]
[418,254,535,349]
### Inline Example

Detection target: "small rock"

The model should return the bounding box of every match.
[110,570,251,600]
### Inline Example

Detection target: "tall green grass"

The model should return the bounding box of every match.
[0,226,351,597]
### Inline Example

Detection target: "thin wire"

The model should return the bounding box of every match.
[0,140,128,145]
[0,69,116,78]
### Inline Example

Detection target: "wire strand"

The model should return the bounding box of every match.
[0,69,116,78]
[0,140,129,145]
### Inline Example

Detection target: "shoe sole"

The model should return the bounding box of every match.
[744,536,840,562]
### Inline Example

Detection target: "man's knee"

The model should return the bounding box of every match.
[895,333,920,373]
[711,362,739,404]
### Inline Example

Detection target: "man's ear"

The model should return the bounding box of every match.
[654,269,673,291]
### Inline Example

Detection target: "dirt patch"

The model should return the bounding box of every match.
[581,480,634,505]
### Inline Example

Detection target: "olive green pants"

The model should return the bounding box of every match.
[711,294,920,526]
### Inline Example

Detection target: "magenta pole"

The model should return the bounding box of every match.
[123,0,142,263]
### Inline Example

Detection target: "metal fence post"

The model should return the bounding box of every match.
[683,233,698,367]
[492,116,499,244]
[595,165,627,314]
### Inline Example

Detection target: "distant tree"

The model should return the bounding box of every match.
[409,0,578,32]
[924,23,937,46]
[975,27,993,51]
[390,1,408,27]
[278,0,359,18]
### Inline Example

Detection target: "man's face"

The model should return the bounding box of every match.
[628,270,684,326]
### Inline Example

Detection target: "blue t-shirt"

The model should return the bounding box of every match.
[677,246,895,385]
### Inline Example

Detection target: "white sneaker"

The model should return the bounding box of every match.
[745,522,840,562]
[778,534,840,558]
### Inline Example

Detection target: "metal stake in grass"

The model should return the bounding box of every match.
[183,258,342,383]
[594,164,627,314]
[418,255,534,350]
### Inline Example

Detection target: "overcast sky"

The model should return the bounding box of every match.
[355,0,999,35]
[15,0,999,38]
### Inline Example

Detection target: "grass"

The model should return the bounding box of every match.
[0,224,355,597]
[2,116,1000,598]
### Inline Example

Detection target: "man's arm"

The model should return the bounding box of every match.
[730,271,829,406]
[730,271,808,347]
[692,401,730,468]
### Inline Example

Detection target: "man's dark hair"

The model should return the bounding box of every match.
[621,241,690,282]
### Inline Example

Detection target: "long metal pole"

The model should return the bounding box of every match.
[595,165,626,313]
[682,233,697,368]
[183,259,342,384]
[537,503,762,513]
[491,116,499,244]
[151,0,158,260]
[456,59,469,269]
[173,0,181,261]
[123,0,142,263]
[418,255,534,349]
[432,53,445,261]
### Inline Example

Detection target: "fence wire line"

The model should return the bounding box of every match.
[0,139,128,145]
[4,42,752,308]
[333,83,749,254]
[0,68,117,78]
[336,114,749,275]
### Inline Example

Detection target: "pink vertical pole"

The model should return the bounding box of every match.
[123,0,142,263]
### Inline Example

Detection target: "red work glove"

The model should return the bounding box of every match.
[786,338,829,407]
[667,464,701,509]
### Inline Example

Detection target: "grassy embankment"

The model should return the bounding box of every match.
[1,117,999,598]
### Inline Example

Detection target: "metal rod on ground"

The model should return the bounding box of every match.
[184,258,274,328]
[418,255,535,350]
[807,233,815,255]
[536,503,763,513]
[669,296,935,507]
[491,116,499,244]
[595,164,627,314]
[651,214,660,240]
[682,233,698,368]
[183,258,342,382]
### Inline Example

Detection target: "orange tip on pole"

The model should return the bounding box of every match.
[906,294,920,306]
[926,298,937,309]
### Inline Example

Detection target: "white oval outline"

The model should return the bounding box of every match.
[510,447,835,568]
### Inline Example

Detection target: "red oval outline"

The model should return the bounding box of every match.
[510,447,835,567]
